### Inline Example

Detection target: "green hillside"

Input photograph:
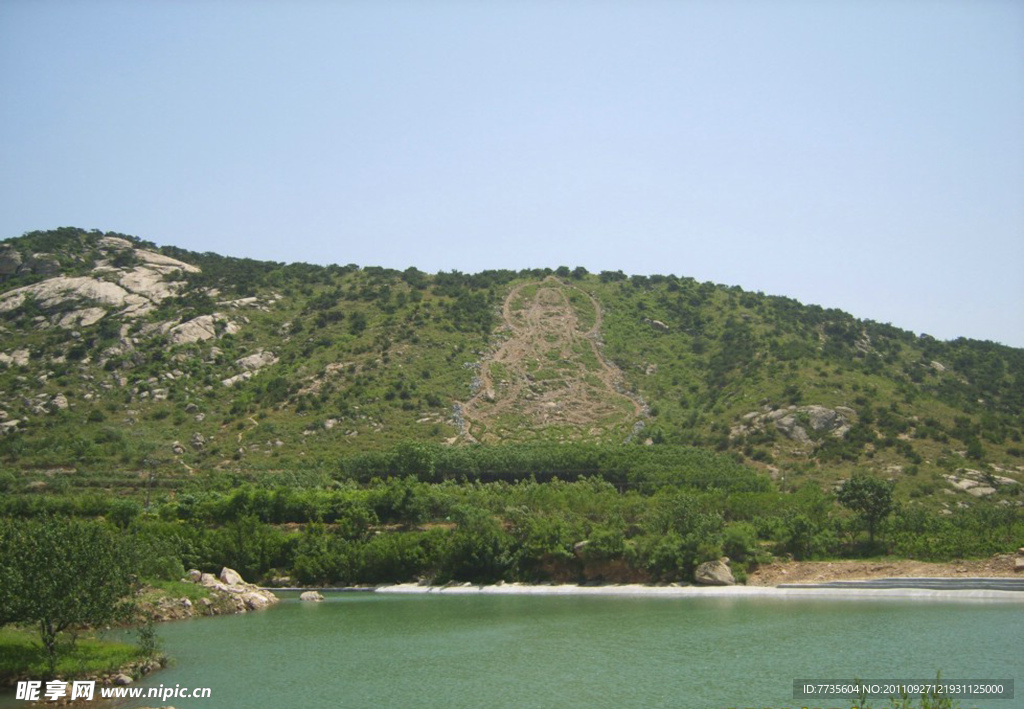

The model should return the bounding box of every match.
[1,227,1020,508]
[1,227,1023,589]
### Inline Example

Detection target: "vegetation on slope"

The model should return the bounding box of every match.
[0,227,1021,590]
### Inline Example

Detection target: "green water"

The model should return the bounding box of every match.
[8,594,1024,708]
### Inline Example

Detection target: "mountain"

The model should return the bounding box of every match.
[1,227,1021,510]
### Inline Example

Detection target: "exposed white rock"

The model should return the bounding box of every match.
[167,313,238,345]
[168,316,216,344]
[300,591,324,602]
[191,567,279,613]
[0,244,199,323]
[98,236,133,250]
[219,567,244,586]
[117,266,181,303]
[49,393,69,411]
[134,249,200,274]
[58,307,107,329]
[221,371,254,387]
[0,276,138,313]
[236,350,278,371]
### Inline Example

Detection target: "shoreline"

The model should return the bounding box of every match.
[369,579,1024,602]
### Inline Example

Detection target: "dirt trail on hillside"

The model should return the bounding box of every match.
[458,277,645,442]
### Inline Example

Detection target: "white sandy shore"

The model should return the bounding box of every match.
[374,581,1024,602]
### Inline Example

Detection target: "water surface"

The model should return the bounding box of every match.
[6,593,1022,708]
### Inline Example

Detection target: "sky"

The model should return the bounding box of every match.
[1,0,1022,347]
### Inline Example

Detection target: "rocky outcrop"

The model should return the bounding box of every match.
[695,558,736,586]
[300,591,325,602]
[144,568,276,622]
[166,313,241,345]
[733,405,855,446]
[0,240,200,325]
[944,469,1019,498]
[49,393,69,411]
[222,350,278,386]
[168,314,215,344]
[191,567,278,612]
[237,349,278,371]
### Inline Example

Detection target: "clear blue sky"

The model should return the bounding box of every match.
[2,0,1022,347]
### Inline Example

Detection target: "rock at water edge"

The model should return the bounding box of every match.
[219,567,244,586]
[695,557,736,586]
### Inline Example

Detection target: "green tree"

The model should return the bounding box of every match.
[837,474,895,546]
[0,516,137,675]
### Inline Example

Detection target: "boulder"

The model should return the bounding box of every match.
[236,350,278,371]
[774,415,812,445]
[1015,557,1024,573]
[694,557,736,586]
[240,590,275,611]
[219,567,244,586]
[187,569,203,582]
[300,591,324,602]
[804,405,838,431]
[199,573,220,588]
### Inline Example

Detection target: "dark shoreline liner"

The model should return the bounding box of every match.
[778,577,1024,592]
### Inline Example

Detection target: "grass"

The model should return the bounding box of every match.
[0,627,144,683]
[141,579,212,604]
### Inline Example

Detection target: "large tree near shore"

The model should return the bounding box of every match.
[0,516,137,675]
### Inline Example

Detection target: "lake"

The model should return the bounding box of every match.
[5,592,1023,708]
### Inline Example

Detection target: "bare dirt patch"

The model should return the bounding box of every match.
[747,554,1020,586]
[459,277,644,442]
